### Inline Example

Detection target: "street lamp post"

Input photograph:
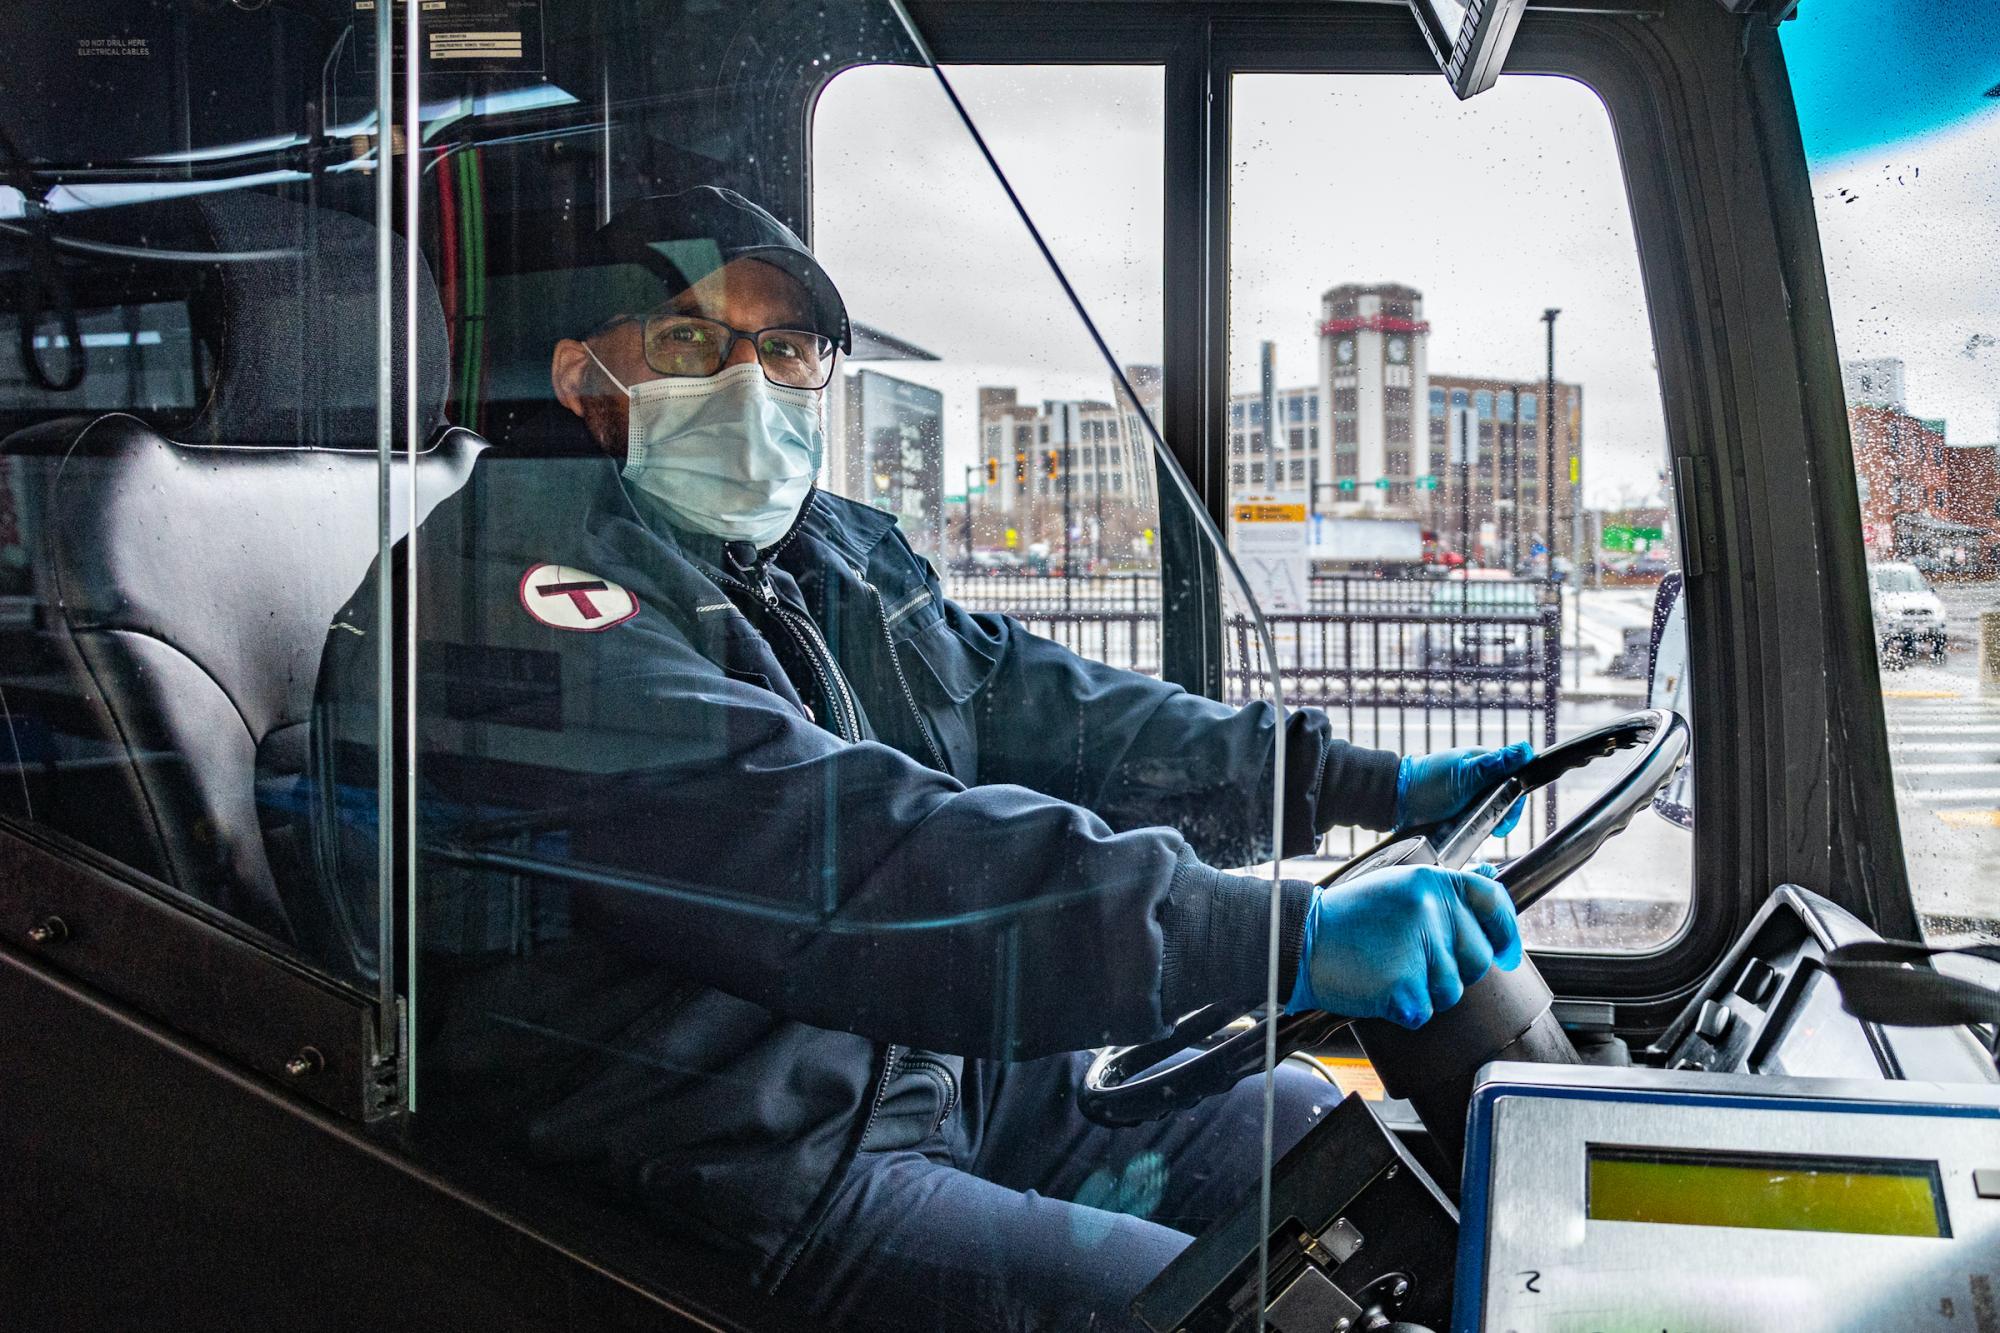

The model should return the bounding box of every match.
[963,463,977,563]
[1543,309,1560,583]
[1541,308,1561,836]
[1452,404,1474,569]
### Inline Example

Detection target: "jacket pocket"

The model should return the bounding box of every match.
[898,618,997,778]
[902,617,998,704]
[722,666,774,692]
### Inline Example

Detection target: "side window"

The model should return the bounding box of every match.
[1227,72,1690,952]
[1784,7,2000,946]
[813,65,1165,671]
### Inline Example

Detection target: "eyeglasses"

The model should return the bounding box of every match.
[604,313,836,390]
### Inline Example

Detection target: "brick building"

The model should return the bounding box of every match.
[1851,405,2000,571]
[1426,373,1583,566]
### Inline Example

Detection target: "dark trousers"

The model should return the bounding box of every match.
[785,1050,1334,1332]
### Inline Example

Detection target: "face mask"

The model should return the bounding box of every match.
[586,349,824,547]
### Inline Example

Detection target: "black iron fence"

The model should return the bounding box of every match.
[944,571,1563,848]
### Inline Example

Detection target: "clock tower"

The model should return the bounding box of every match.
[1316,283,1430,515]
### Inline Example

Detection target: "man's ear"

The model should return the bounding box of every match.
[551,338,593,418]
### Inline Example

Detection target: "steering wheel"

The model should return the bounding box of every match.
[1078,708,1690,1138]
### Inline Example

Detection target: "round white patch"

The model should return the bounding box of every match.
[518,563,640,632]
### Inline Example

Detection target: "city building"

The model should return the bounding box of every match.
[972,278,1589,570]
[1227,383,1321,493]
[971,369,1161,564]
[840,368,944,557]
[1316,283,1430,512]
[1221,283,1583,566]
[1427,373,1584,565]
[1843,357,1907,412]
[1851,404,2000,570]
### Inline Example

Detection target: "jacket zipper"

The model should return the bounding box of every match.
[869,584,949,772]
[856,1044,906,1149]
[715,563,861,742]
[780,601,863,741]
[715,547,899,1296]
[768,1041,903,1292]
[896,1050,961,1133]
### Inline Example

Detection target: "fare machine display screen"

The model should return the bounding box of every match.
[1586,1147,1948,1239]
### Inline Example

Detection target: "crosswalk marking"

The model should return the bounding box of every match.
[1887,725,2000,734]
[1906,787,2000,803]
[1891,746,2000,758]
[1936,809,2000,829]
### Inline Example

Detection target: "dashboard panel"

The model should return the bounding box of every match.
[1649,885,1996,1084]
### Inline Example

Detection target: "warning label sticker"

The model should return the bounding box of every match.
[1310,1056,1387,1102]
[431,30,524,59]
[353,0,545,73]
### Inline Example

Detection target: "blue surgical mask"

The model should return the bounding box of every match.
[586,349,824,547]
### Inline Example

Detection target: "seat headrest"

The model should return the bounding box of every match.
[183,192,449,448]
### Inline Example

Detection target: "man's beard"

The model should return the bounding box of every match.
[578,393,629,466]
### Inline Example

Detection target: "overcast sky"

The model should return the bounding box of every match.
[1807,110,2000,446]
[814,54,2000,509]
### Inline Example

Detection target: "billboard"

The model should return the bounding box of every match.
[845,369,943,558]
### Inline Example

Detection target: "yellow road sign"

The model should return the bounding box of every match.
[1233,502,1307,523]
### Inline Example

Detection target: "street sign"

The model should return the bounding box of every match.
[1603,524,1663,552]
[1230,491,1310,614]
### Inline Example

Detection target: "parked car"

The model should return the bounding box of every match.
[1628,553,1674,579]
[947,551,1023,578]
[1420,579,1544,671]
[1512,555,1576,584]
[1869,561,1948,666]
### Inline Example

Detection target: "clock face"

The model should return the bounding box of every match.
[1387,336,1408,364]
[1336,338,1355,364]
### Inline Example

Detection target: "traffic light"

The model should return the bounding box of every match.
[1044,449,1059,478]
[1014,451,1027,485]
[986,458,1000,486]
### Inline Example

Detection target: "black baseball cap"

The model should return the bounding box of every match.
[586,186,851,354]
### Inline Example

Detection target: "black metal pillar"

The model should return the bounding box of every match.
[1542,308,1561,834]
[964,463,977,562]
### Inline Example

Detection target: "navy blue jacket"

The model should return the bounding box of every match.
[305,448,1400,1286]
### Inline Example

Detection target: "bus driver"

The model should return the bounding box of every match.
[306,186,1533,1331]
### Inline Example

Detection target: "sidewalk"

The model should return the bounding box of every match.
[1560,585,1652,705]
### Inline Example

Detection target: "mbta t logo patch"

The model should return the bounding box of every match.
[518,563,640,632]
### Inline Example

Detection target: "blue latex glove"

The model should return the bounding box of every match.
[1285,864,1523,1029]
[1395,742,1535,836]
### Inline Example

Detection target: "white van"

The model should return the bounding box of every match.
[1868,562,1948,663]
